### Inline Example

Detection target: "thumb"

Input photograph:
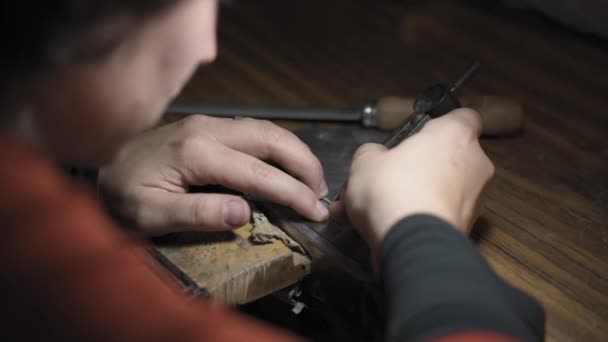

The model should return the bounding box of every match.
[146,192,252,233]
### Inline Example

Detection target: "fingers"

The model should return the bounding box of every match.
[186,143,329,222]
[421,108,483,139]
[233,119,328,197]
[452,107,483,137]
[136,190,251,233]
[186,116,328,197]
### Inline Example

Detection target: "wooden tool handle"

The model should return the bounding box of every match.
[460,94,524,136]
[376,95,524,136]
[375,96,416,131]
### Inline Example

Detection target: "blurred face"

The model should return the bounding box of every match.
[29,0,218,166]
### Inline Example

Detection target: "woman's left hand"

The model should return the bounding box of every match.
[98,115,329,236]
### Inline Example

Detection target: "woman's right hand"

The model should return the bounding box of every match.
[331,108,495,256]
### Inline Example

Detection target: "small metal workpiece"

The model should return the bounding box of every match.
[320,196,333,207]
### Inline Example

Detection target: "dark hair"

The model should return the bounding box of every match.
[0,0,179,110]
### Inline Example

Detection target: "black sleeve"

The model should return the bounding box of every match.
[379,214,546,342]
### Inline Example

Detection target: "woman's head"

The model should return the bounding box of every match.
[2,0,218,165]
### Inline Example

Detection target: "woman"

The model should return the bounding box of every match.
[0,0,545,340]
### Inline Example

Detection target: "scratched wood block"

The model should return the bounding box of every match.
[154,220,311,305]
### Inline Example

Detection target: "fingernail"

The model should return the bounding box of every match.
[319,180,329,197]
[224,201,247,227]
[316,200,330,221]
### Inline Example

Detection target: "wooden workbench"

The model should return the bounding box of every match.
[154,0,608,340]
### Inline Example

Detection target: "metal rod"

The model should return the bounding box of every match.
[167,103,362,122]
[450,62,480,93]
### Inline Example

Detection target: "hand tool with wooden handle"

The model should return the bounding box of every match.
[167,92,523,136]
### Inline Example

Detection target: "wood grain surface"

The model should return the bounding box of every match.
[172,0,608,340]
[154,221,311,305]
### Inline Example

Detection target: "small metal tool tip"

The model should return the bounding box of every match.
[320,196,333,207]
[450,62,480,93]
